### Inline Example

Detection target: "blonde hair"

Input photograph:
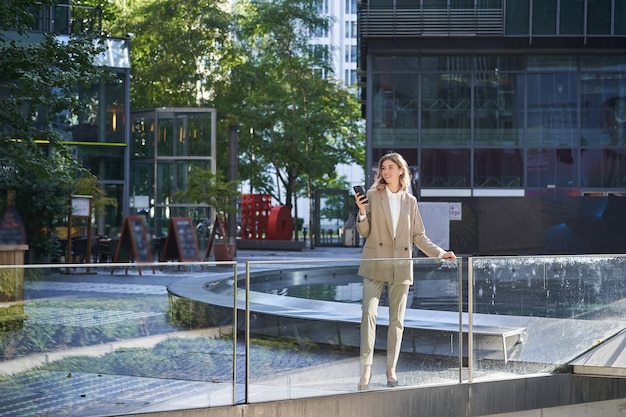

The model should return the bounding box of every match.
[373,152,411,192]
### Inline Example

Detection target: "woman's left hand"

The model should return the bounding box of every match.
[442,251,456,261]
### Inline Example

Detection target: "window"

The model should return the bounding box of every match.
[345,69,357,86]
[505,0,529,35]
[345,0,357,14]
[532,0,557,35]
[527,148,577,188]
[559,0,584,35]
[345,21,357,38]
[345,45,357,63]
[527,72,578,147]
[587,0,611,35]
[421,149,471,187]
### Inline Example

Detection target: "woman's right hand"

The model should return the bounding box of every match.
[354,193,368,214]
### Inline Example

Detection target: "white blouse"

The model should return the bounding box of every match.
[386,186,402,238]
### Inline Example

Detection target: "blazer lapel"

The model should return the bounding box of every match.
[379,189,394,240]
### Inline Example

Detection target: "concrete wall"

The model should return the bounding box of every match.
[130,373,626,417]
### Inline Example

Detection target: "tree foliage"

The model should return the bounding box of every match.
[107,0,231,109]
[0,0,107,261]
[214,0,365,233]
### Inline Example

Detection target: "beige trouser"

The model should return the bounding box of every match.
[360,277,409,368]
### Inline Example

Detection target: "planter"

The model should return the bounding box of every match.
[213,242,236,261]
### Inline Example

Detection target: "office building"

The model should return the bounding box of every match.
[359,0,626,254]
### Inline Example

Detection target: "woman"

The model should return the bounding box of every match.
[354,152,456,390]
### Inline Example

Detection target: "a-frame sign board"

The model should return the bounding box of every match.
[203,216,227,261]
[161,217,201,268]
[112,216,154,275]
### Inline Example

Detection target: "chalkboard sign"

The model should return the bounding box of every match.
[0,206,26,245]
[114,216,153,264]
[161,217,201,262]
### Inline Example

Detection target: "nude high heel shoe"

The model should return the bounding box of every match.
[358,365,372,391]
[386,369,398,388]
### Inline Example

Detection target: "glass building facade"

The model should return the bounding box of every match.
[359,0,626,254]
[130,108,217,240]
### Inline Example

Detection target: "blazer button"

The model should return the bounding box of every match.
[379,242,383,246]
[404,247,408,251]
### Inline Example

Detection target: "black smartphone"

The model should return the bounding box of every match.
[353,185,369,204]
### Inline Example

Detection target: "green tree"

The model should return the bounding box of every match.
[106,0,231,109]
[0,0,108,261]
[215,0,365,238]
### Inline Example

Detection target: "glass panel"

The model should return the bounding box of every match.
[472,55,525,71]
[581,148,626,187]
[477,0,502,8]
[130,163,154,200]
[0,261,238,415]
[532,0,556,35]
[587,0,611,35]
[421,73,471,146]
[559,0,584,35]
[424,0,448,8]
[243,258,463,399]
[617,0,626,35]
[421,56,473,72]
[474,72,524,146]
[580,72,626,147]
[372,56,419,72]
[580,56,626,71]
[369,0,392,8]
[471,256,626,375]
[156,160,212,204]
[474,148,524,187]
[371,73,419,148]
[104,74,126,144]
[173,113,214,157]
[527,148,577,187]
[156,118,175,157]
[505,0,529,35]
[131,116,156,158]
[74,145,125,180]
[102,183,124,237]
[450,0,475,8]
[421,148,471,187]
[527,73,578,147]
[527,55,577,71]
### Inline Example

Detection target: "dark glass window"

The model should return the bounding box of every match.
[474,148,524,187]
[477,0,502,8]
[420,149,471,187]
[587,0,611,35]
[371,72,419,148]
[473,71,524,147]
[73,145,125,181]
[505,0,529,35]
[580,56,626,71]
[579,73,626,148]
[559,0,584,35]
[421,72,471,146]
[532,0,557,35]
[527,148,577,187]
[369,0,392,8]
[423,0,448,8]
[472,55,525,71]
[616,0,626,35]
[450,0,475,8]
[527,73,579,147]
[581,149,626,187]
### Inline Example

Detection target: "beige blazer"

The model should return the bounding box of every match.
[356,187,445,285]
